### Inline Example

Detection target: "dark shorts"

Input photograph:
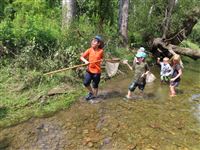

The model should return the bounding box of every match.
[83,71,101,88]
[129,81,146,92]
[170,81,179,87]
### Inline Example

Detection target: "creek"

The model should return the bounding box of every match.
[0,60,200,150]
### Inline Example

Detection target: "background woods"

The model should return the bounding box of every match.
[0,0,199,70]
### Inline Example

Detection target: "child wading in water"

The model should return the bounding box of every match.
[170,54,183,97]
[80,35,104,101]
[157,57,173,83]
[124,51,150,99]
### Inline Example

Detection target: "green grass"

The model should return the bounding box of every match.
[181,40,200,49]
[0,65,84,128]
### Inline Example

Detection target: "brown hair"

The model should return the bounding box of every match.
[98,40,104,49]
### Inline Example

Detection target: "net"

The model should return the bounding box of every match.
[146,72,156,83]
[105,60,156,83]
[105,61,120,77]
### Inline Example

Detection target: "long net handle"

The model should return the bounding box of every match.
[43,60,102,76]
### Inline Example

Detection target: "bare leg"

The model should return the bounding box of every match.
[170,85,176,96]
[139,90,144,97]
[127,90,132,98]
[86,85,94,95]
[93,88,98,97]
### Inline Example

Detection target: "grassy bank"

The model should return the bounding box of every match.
[0,65,84,128]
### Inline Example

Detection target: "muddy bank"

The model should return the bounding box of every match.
[1,65,200,149]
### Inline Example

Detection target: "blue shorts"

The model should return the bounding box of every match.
[129,81,146,92]
[170,81,179,87]
[83,71,101,88]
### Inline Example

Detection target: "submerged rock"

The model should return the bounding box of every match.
[191,94,200,101]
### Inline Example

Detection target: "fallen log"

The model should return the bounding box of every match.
[170,44,200,59]
[151,38,200,59]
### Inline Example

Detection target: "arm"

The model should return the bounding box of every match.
[122,60,133,70]
[126,63,133,71]
[157,57,161,64]
[80,56,89,64]
[80,50,89,64]
[170,68,182,81]
[141,64,150,77]
[133,57,138,65]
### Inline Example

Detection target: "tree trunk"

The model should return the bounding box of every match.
[62,0,76,29]
[170,45,200,59]
[162,0,175,39]
[119,0,129,47]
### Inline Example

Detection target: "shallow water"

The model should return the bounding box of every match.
[0,60,200,150]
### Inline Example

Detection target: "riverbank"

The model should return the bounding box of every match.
[0,65,85,128]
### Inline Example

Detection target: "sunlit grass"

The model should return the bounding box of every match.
[181,40,200,49]
[0,65,84,128]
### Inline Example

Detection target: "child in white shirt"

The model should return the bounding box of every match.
[157,57,173,82]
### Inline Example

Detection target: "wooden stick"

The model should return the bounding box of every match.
[44,60,102,76]
[43,58,121,76]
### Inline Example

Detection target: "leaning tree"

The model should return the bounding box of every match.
[150,0,200,59]
[128,0,200,60]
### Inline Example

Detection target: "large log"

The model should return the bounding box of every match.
[151,38,200,59]
[170,45,200,59]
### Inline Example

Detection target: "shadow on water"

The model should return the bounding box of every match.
[95,82,158,101]
[97,90,124,100]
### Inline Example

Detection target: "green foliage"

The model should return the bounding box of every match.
[170,0,200,33]
[0,0,6,20]
[129,32,143,48]
[0,0,199,68]
[0,0,63,70]
[0,65,83,128]
[188,22,200,44]
[128,0,166,45]
[181,40,200,49]
[77,0,117,26]
[128,0,200,45]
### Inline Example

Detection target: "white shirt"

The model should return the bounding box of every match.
[160,62,173,76]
